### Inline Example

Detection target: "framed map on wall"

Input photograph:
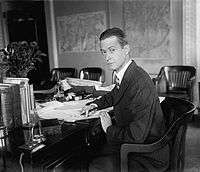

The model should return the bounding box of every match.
[56,11,106,53]
[123,0,171,59]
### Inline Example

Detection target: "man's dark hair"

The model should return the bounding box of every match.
[99,27,128,47]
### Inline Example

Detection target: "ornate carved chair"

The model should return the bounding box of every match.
[120,97,196,172]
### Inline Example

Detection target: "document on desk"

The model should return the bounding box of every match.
[66,77,102,87]
[95,84,115,92]
[37,99,113,122]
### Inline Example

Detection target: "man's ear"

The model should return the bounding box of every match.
[123,44,130,55]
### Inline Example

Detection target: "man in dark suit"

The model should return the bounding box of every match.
[83,27,169,172]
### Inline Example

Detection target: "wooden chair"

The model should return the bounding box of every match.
[50,68,77,82]
[153,66,196,101]
[120,97,196,172]
[79,67,104,83]
[33,68,77,98]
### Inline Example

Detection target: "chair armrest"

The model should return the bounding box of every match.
[121,139,167,154]
[120,138,168,172]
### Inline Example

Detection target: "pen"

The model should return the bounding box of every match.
[80,107,98,117]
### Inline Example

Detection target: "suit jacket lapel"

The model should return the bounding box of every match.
[114,61,136,105]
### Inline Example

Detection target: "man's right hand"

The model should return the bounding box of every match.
[81,103,98,117]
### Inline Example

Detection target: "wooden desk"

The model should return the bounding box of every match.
[3,120,96,171]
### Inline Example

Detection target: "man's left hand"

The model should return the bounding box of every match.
[99,111,112,133]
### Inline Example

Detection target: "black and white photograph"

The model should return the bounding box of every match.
[0,0,200,171]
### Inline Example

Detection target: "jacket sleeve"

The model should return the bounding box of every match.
[88,86,119,109]
[106,81,159,144]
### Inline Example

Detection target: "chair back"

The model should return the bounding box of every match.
[79,67,104,82]
[163,66,196,92]
[50,68,77,82]
[160,97,195,172]
[155,66,196,101]
[120,97,196,172]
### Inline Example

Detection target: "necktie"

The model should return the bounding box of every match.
[113,73,120,89]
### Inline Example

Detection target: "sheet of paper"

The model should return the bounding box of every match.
[40,100,63,107]
[37,99,102,122]
[39,106,113,122]
[66,77,102,87]
[95,84,115,92]
[60,79,72,91]
[37,100,64,114]
[37,99,113,122]
[59,99,94,110]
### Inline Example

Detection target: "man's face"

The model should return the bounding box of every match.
[100,36,129,71]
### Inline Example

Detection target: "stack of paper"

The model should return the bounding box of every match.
[37,99,113,122]
[95,84,115,92]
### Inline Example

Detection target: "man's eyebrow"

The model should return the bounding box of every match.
[100,46,116,51]
[108,46,116,49]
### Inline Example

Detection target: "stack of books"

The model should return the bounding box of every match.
[0,83,21,130]
[2,78,35,126]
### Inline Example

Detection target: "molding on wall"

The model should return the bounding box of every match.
[45,0,58,69]
[183,0,199,105]
[0,2,8,48]
[196,0,200,106]
[50,0,58,68]
[183,0,196,65]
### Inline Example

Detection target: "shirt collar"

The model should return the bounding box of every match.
[115,59,132,84]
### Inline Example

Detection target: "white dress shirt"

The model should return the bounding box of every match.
[114,59,132,85]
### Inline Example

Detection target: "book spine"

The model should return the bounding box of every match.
[11,84,22,128]
[20,87,28,124]
[29,84,35,109]
[0,87,14,130]
[1,79,31,126]
[24,84,30,123]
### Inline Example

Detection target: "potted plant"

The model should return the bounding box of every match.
[0,41,45,79]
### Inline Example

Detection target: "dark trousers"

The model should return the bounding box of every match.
[88,139,120,172]
[89,153,120,172]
